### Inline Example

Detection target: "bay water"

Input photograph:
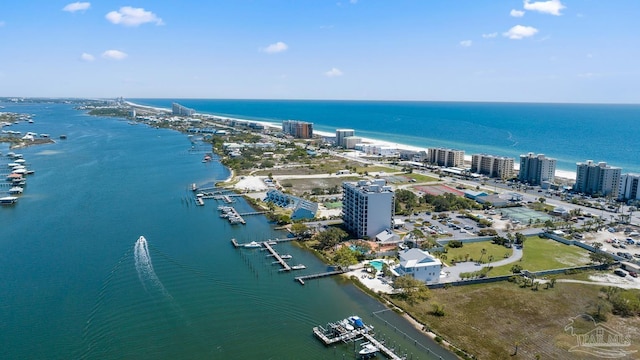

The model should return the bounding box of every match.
[0,103,453,359]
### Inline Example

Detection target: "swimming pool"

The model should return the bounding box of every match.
[369,260,384,272]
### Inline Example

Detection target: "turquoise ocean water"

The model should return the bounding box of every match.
[0,103,454,359]
[132,99,640,174]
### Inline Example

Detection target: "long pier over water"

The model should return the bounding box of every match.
[262,241,290,271]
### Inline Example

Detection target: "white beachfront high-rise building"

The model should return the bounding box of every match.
[574,160,622,198]
[619,174,640,201]
[335,129,355,148]
[518,153,556,185]
[471,154,515,179]
[342,179,394,239]
[428,147,464,167]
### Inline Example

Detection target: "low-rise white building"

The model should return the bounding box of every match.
[392,248,442,284]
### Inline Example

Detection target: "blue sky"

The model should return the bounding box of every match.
[1,1,638,103]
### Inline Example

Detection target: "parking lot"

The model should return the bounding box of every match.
[583,228,640,264]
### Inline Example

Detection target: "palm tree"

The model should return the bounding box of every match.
[478,248,487,264]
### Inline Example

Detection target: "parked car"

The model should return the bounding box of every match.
[630,271,638,278]
[614,268,628,277]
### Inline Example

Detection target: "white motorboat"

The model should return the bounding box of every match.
[291,264,306,270]
[339,319,354,331]
[359,342,379,358]
[9,187,23,194]
[280,254,292,259]
[0,196,18,205]
[244,241,262,248]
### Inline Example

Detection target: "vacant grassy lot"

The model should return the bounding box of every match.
[352,165,395,173]
[254,158,368,176]
[490,236,591,276]
[406,173,439,182]
[444,241,513,265]
[280,176,361,196]
[393,281,640,360]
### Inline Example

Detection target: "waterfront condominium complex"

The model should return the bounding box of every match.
[335,129,355,148]
[282,120,313,139]
[573,160,622,197]
[428,147,464,167]
[619,174,640,201]
[518,153,557,185]
[471,154,515,180]
[342,179,394,239]
[171,102,196,116]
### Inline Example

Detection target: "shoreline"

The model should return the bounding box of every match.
[122,101,458,358]
[127,100,577,181]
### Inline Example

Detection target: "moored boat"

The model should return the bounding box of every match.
[244,241,262,248]
[9,186,23,194]
[291,264,306,270]
[358,342,379,358]
[0,196,18,205]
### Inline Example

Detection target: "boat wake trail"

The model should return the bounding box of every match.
[134,236,173,301]
[507,131,519,147]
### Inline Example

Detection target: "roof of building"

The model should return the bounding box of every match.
[398,248,441,268]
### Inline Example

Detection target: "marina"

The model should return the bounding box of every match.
[313,316,405,360]
[231,238,306,272]
[2,151,33,203]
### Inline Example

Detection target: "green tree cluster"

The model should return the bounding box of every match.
[313,227,349,250]
[392,275,430,304]
[423,193,481,212]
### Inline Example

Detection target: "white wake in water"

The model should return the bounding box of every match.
[134,236,173,300]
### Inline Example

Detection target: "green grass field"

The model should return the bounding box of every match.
[406,173,439,182]
[490,236,591,276]
[444,241,512,265]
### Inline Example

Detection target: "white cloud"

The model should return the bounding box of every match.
[503,25,539,40]
[102,50,128,60]
[460,40,472,47]
[482,32,498,39]
[63,2,90,13]
[80,53,95,62]
[523,0,566,16]
[586,53,593,58]
[325,68,343,77]
[262,42,288,54]
[105,7,163,26]
[510,9,525,17]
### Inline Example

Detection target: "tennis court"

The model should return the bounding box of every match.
[500,207,552,223]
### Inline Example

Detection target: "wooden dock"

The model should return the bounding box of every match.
[294,270,346,285]
[263,242,291,271]
[312,326,370,345]
[313,322,404,360]
[361,333,404,360]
